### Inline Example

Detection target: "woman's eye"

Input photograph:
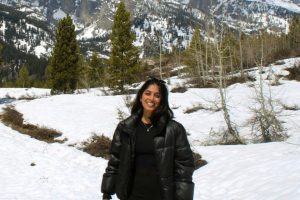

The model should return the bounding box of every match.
[154,94,160,98]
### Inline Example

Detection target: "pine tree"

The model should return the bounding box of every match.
[17,64,30,88]
[288,15,300,49]
[0,44,2,65]
[108,1,141,93]
[88,52,105,87]
[184,27,206,86]
[77,54,90,90]
[221,31,239,73]
[47,15,80,94]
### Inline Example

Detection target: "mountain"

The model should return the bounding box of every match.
[0,0,300,60]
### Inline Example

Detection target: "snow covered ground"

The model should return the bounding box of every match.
[1,57,300,199]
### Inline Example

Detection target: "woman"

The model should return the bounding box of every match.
[101,77,195,200]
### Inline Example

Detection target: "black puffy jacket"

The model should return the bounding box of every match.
[101,113,195,200]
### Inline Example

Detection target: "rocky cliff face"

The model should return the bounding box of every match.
[0,0,299,58]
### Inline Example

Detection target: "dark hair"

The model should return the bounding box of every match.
[131,77,174,125]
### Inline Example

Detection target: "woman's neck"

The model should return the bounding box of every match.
[142,112,152,124]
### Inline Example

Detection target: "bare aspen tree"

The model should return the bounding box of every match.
[235,18,247,80]
[209,13,243,144]
[205,38,209,80]
[198,29,207,86]
[153,30,164,79]
[238,30,245,78]
[208,34,216,81]
[159,37,163,79]
[185,27,206,86]
[77,55,91,91]
[172,43,183,77]
[216,29,243,144]
[196,28,206,86]
[205,17,218,83]
[248,32,286,142]
[195,35,203,85]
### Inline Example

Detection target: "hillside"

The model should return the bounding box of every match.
[1,0,300,57]
[0,57,300,199]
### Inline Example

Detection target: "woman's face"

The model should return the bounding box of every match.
[140,84,161,116]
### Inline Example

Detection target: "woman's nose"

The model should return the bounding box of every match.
[148,94,155,101]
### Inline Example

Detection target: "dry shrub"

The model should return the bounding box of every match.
[226,75,256,87]
[184,103,220,114]
[186,78,216,88]
[18,95,36,100]
[193,152,207,170]
[202,128,245,145]
[2,106,23,126]
[187,75,255,88]
[282,104,300,111]
[286,64,300,81]
[247,109,287,143]
[80,134,111,159]
[80,134,207,171]
[184,104,206,114]
[271,48,300,63]
[1,106,63,143]
[170,85,187,93]
[274,60,285,65]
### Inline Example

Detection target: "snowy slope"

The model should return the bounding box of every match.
[247,0,300,13]
[1,57,300,199]
[0,123,105,200]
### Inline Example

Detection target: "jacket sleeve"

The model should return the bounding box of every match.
[174,122,195,200]
[101,123,122,195]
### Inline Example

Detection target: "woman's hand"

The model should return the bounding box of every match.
[102,193,111,200]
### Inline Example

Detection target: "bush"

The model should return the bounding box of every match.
[0,106,63,143]
[193,152,208,170]
[186,74,256,88]
[186,78,216,88]
[80,134,207,170]
[184,104,205,114]
[226,75,256,87]
[184,103,220,114]
[200,128,245,145]
[282,103,300,111]
[2,106,23,126]
[286,64,300,81]
[247,108,287,143]
[170,85,187,93]
[274,60,285,65]
[80,134,111,159]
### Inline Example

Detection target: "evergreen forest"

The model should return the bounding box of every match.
[0,3,300,93]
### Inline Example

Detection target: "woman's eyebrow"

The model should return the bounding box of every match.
[145,89,160,94]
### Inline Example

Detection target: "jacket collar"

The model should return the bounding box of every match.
[151,115,168,136]
[121,110,168,136]
[121,112,140,135]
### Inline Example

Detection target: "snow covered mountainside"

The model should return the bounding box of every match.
[0,0,300,58]
[0,57,300,199]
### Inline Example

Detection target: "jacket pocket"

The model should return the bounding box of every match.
[116,143,131,199]
[155,146,174,176]
[160,176,174,200]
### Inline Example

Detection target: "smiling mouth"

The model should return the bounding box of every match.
[147,102,154,105]
[145,102,156,108]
